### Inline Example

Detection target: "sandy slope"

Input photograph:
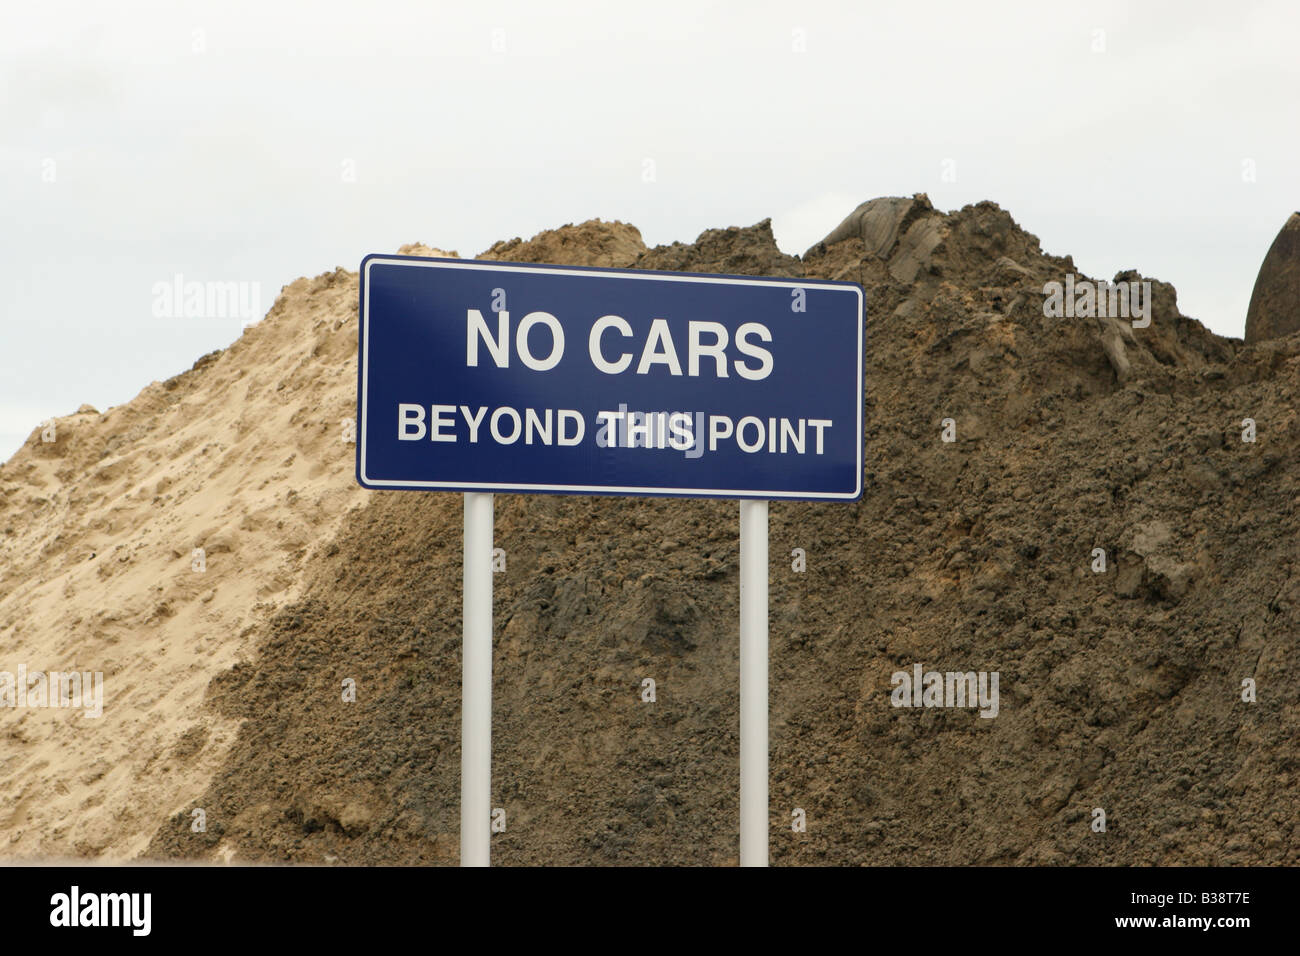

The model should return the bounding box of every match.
[0,251,441,858]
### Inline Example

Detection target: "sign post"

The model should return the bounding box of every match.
[461,491,493,867]
[739,498,769,866]
[357,254,863,866]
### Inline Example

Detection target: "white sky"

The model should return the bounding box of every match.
[2,0,1298,462]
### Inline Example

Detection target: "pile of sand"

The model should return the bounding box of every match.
[0,256,430,857]
[3,205,1298,865]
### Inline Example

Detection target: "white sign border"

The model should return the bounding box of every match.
[358,255,864,501]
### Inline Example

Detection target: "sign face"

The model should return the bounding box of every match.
[356,255,863,500]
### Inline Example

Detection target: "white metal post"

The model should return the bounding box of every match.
[461,491,494,867]
[739,498,769,867]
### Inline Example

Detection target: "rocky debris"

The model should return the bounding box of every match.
[1245,212,1300,344]
[1094,312,1137,383]
[810,194,931,257]
[1115,521,1199,602]
[991,256,1034,283]
[807,193,948,284]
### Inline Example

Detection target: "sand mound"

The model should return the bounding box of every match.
[478,219,645,268]
[0,264,369,857]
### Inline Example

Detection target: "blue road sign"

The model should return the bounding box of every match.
[356,255,863,500]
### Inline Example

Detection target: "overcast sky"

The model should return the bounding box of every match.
[2,0,1297,462]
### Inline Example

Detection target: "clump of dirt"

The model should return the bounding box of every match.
[478,219,646,268]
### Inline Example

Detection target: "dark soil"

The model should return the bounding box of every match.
[145,197,1300,865]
